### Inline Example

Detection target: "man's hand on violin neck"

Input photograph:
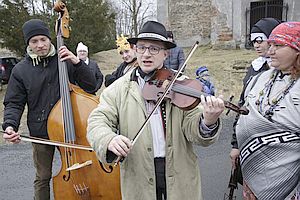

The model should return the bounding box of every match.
[108,135,133,157]
[200,95,225,126]
[3,126,21,144]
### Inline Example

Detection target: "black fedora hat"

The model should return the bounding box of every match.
[127,21,176,49]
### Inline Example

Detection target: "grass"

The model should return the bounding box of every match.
[185,46,256,101]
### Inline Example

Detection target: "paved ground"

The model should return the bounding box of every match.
[197,115,243,199]
[0,115,242,200]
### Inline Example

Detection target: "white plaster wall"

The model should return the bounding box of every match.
[211,0,233,42]
[157,0,169,28]
[286,0,300,21]
[232,0,244,47]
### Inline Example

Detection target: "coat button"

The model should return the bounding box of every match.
[147,147,152,152]
[149,178,153,184]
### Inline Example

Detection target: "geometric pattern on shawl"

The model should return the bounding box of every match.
[240,131,300,164]
[237,105,300,200]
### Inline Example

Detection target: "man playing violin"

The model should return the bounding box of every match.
[2,19,96,200]
[87,21,225,200]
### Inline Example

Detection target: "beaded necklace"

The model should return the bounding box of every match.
[255,70,296,121]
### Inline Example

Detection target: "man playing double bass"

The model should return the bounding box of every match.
[87,21,225,200]
[2,19,96,200]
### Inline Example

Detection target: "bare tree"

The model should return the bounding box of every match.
[20,0,53,16]
[30,0,35,15]
[114,0,156,37]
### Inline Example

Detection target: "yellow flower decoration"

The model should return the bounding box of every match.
[116,34,131,53]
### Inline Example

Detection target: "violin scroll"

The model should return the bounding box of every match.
[238,107,249,115]
[224,101,249,115]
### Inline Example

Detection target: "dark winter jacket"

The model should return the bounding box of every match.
[231,61,269,148]
[2,54,97,138]
[164,46,185,70]
[104,58,137,87]
[87,59,103,94]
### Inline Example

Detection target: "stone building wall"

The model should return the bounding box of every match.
[157,0,300,49]
[168,1,212,47]
[159,0,236,48]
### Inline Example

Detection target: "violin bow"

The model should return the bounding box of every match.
[114,41,200,165]
[0,130,93,151]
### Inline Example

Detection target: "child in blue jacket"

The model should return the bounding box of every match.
[195,66,215,95]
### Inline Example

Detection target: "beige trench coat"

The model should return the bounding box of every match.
[87,71,221,200]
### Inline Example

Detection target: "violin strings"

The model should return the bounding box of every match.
[173,82,243,114]
[172,83,207,98]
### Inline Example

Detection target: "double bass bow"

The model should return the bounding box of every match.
[0,130,93,150]
[47,1,121,199]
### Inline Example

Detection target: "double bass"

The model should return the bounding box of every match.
[47,1,121,199]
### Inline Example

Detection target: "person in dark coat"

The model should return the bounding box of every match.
[104,34,138,87]
[230,18,281,169]
[76,42,103,94]
[2,19,96,200]
[163,31,185,70]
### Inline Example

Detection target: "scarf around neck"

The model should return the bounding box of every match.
[27,43,56,67]
[251,56,271,71]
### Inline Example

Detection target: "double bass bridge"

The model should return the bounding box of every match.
[66,160,92,171]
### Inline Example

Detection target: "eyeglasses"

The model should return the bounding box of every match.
[136,45,166,55]
[249,36,265,46]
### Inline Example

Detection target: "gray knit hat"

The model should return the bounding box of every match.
[22,19,51,44]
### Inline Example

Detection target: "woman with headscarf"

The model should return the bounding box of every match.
[236,22,300,200]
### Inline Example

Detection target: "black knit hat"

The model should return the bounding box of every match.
[22,19,51,44]
[251,18,281,37]
[127,21,176,49]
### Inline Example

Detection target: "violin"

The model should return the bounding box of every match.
[142,68,249,115]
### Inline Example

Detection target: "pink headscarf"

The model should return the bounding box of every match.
[268,22,300,51]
